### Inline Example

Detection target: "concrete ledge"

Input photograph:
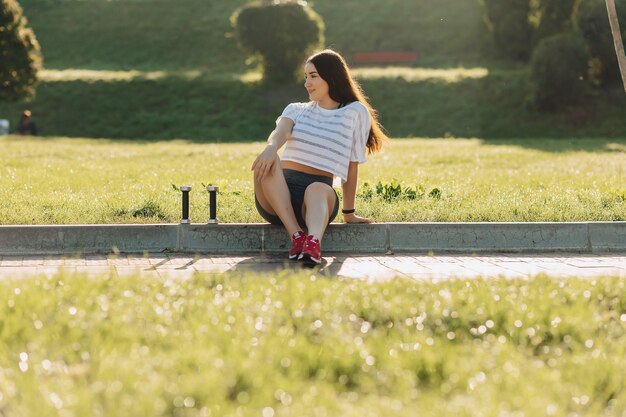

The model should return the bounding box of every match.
[0,224,179,255]
[0,222,624,255]
[388,222,591,252]
[588,222,626,252]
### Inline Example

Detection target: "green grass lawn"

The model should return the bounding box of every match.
[0,135,624,224]
[1,271,624,417]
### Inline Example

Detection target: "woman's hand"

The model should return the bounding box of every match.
[251,144,278,180]
[342,212,373,224]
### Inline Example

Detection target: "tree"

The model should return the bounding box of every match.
[481,0,533,60]
[534,0,579,41]
[480,0,580,62]
[0,0,42,101]
[605,0,626,91]
[231,0,324,84]
[577,0,626,86]
[530,33,589,109]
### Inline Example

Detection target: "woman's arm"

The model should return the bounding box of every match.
[341,161,372,224]
[251,117,294,180]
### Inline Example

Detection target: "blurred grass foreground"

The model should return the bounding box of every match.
[1,271,625,417]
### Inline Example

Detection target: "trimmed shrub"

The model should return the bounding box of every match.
[577,0,626,86]
[533,0,579,41]
[0,0,42,101]
[481,0,533,61]
[530,33,589,109]
[231,0,324,84]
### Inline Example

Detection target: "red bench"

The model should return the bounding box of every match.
[352,51,418,65]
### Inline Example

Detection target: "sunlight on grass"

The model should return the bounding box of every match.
[352,67,489,83]
[237,70,263,83]
[40,67,488,84]
[41,68,264,84]
[41,69,172,82]
[606,143,626,152]
[0,136,624,224]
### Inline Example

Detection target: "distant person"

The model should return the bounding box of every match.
[251,49,388,265]
[17,110,38,135]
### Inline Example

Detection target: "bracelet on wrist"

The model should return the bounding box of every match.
[342,208,356,214]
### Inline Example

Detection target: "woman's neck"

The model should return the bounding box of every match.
[317,97,340,110]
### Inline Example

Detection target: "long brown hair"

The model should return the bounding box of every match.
[307,49,388,154]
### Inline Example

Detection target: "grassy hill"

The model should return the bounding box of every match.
[18,0,489,71]
[0,0,624,140]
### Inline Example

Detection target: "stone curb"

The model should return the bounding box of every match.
[0,222,624,255]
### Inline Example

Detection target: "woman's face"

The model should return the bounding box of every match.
[304,62,330,103]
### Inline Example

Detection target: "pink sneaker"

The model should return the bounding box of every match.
[298,235,321,265]
[289,231,306,260]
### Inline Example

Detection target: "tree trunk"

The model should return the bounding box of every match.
[606,0,626,92]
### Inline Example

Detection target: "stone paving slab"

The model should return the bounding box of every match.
[0,252,624,281]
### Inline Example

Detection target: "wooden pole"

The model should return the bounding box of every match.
[606,0,626,92]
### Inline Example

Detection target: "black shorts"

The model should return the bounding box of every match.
[255,169,339,230]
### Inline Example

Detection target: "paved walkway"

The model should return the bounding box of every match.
[1,252,625,280]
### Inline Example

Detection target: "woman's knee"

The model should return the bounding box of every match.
[304,182,333,198]
[304,182,336,209]
[253,175,265,199]
[254,171,279,196]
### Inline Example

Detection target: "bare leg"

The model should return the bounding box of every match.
[302,182,337,240]
[253,165,301,237]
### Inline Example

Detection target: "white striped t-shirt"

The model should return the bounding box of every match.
[276,101,371,183]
